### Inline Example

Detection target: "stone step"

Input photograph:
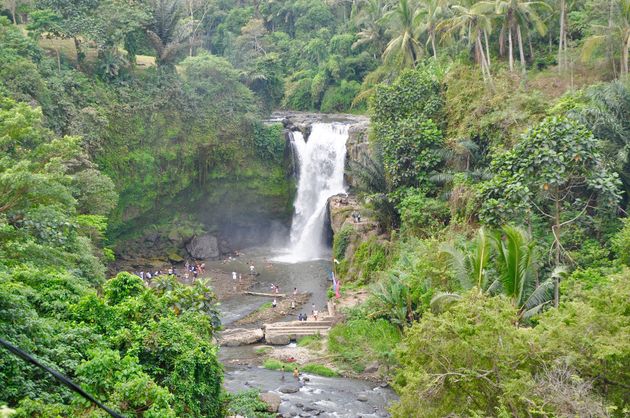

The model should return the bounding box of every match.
[265,321,333,328]
[266,329,329,336]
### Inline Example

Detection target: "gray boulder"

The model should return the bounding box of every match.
[186,234,219,259]
[279,384,300,394]
[260,392,281,413]
[219,328,264,346]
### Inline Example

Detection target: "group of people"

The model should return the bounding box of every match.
[134,270,172,282]
[184,261,205,281]
[296,303,321,321]
[133,260,205,283]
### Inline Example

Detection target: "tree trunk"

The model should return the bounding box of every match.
[477,34,492,84]
[431,31,437,59]
[499,26,505,57]
[623,34,630,77]
[508,25,514,72]
[553,196,561,308]
[558,0,566,71]
[517,24,526,74]
[484,29,491,67]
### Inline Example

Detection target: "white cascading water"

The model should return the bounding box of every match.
[276,123,349,262]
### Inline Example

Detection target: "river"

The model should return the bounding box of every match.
[215,116,396,416]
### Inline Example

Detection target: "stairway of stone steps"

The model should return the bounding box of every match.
[264,316,334,345]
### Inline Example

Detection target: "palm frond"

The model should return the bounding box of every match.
[430,292,462,313]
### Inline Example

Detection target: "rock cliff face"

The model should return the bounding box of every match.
[272,112,371,189]
[345,120,371,188]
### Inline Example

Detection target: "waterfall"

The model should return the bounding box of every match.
[277,123,349,262]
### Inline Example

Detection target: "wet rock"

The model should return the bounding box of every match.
[279,384,300,394]
[357,393,369,402]
[364,362,380,373]
[168,252,184,263]
[185,234,219,259]
[260,392,281,413]
[265,333,291,345]
[219,328,264,346]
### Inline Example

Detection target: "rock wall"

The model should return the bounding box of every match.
[273,111,372,189]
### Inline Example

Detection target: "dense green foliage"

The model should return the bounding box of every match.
[2,0,630,416]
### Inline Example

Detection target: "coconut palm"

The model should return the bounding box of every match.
[438,1,494,82]
[487,0,550,74]
[382,0,422,67]
[414,0,448,59]
[352,0,390,56]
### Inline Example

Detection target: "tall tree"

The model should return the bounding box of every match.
[146,0,190,66]
[414,0,447,59]
[488,0,549,74]
[382,0,422,67]
[480,116,622,306]
[439,1,494,82]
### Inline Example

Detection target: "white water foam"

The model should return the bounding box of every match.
[275,123,349,263]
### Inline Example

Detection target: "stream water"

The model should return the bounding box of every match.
[215,120,396,416]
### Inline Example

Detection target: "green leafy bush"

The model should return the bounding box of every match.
[328,319,400,373]
[320,80,361,113]
[103,272,145,305]
[612,218,630,266]
[398,189,450,238]
[223,390,274,418]
[333,224,354,261]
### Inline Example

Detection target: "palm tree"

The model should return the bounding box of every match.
[438,1,494,82]
[146,0,192,66]
[382,0,422,67]
[353,0,390,56]
[582,0,630,78]
[441,227,492,291]
[370,273,417,328]
[489,0,549,74]
[414,0,448,59]
[434,226,556,320]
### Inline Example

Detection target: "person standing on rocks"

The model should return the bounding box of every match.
[232,271,237,281]
[272,299,277,308]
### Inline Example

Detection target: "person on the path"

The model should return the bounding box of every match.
[293,367,299,379]
[313,308,319,321]
[293,287,298,295]
[281,366,285,381]
[146,272,152,281]
[291,300,296,310]
[272,299,277,308]
[274,285,280,294]
[140,271,144,280]
[232,271,238,281]
[249,263,256,275]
